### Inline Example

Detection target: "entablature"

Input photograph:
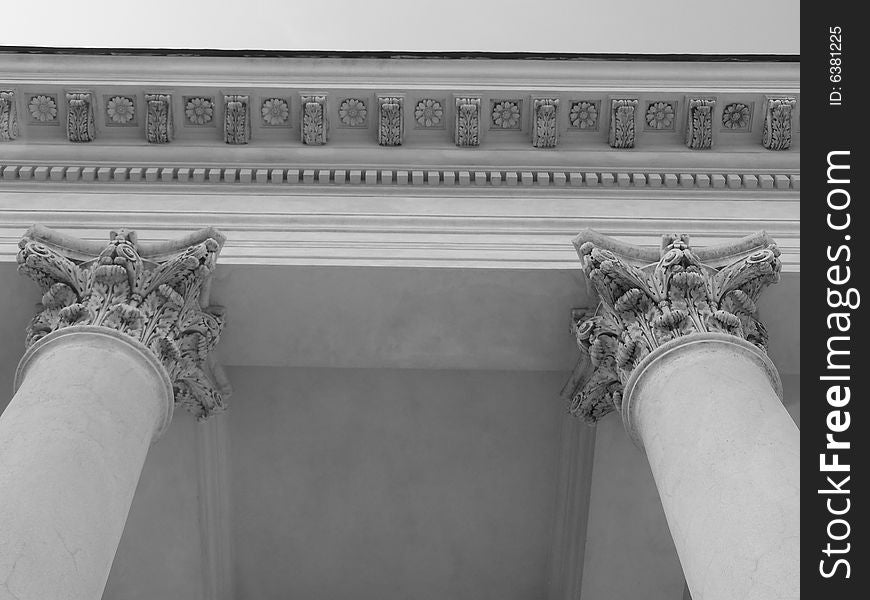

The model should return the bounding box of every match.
[0,53,800,273]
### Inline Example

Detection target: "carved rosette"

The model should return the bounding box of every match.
[17,226,227,420]
[761,96,796,150]
[224,94,251,144]
[301,95,328,145]
[531,98,559,148]
[145,94,173,144]
[377,96,404,146]
[66,92,96,142]
[608,99,637,148]
[0,90,19,142]
[455,97,481,147]
[568,231,781,424]
[685,98,715,150]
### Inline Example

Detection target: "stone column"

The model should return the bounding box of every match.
[0,226,227,600]
[566,231,798,600]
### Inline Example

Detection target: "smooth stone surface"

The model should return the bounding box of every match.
[624,334,799,600]
[0,327,172,600]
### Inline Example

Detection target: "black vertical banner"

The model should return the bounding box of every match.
[803,10,864,599]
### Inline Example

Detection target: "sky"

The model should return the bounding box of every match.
[4,0,798,54]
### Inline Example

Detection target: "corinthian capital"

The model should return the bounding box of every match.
[17,225,227,419]
[567,230,781,424]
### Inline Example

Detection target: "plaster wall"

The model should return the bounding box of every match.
[100,365,577,600]
[102,415,206,600]
[226,366,567,600]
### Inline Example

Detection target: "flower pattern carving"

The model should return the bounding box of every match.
[185,97,214,125]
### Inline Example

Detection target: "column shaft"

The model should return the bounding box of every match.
[624,334,799,600]
[0,327,172,600]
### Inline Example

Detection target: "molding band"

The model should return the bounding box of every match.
[621,332,784,447]
[14,325,175,441]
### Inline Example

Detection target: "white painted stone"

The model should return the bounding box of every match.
[623,334,799,600]
[0,327,173,600]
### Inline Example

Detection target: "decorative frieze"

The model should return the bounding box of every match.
[531,98,559,148]
[567,231,781,423]
[761,96,796,150]
[377,96,403,146]
[301,95,328,145]
[0,81,797,150]
[454,97,481,147]
[608,99,637,148]
[685,98,715,150]
[0,91,19,142]
[17,225,227,419]
[66,92,96,142]
[145,94,173,144]
[224,95,251,145]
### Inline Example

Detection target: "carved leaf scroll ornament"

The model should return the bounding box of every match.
[685,98,715,150]
[145,94,173,144]
[531,98,559,148]
[762,96,796,151]
[0,91,19,141]
[17,228,226,420]
[301,95,328,145]
[377,96,403,146]
[608,99,637,148]
[66,92,96,142]
[224,95,251,144]
[455,97,481,147]
[568,232,781,424]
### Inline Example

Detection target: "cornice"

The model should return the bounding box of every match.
[1,54,799,154]
[0,54,800,91]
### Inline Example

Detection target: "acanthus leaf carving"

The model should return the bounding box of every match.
[17,227,227,420]
[685,97,715,150]
[0,90,19,142]
[531,97,559,148]
[569,231,781,423]
[145,93,173,144]
[301,95,328,145]
[377,96,403,146]
[66,92,96,143]
[608,98,637,148]
[224,94,251,145]
[761,96,796,151]
[566,310,623,424]
[454,97,481,147]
